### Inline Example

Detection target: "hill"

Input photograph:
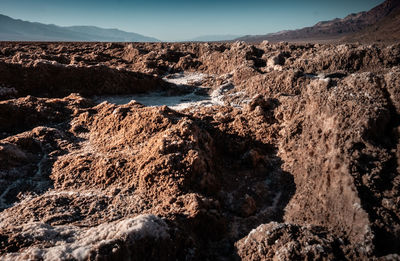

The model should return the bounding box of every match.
[237,0,400,43]
[0,14,159,42]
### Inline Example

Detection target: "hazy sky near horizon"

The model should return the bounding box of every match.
[0,0,385,41]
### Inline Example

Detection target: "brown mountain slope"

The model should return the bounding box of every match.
[343,0,400,43]
[237,0,400,43]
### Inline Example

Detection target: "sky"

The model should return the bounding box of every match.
[0,0,385,41]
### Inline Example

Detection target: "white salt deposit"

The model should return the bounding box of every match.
[0,151,50,210]
[2,214,169,261]
[163,72,207,86]
[94,72,229,110]
[305,73,331,82]
[95,91,213,110]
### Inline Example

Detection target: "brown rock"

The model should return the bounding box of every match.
[0,41,398,260]
[235,222,347,260]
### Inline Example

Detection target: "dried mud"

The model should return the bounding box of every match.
[0,41,400,260]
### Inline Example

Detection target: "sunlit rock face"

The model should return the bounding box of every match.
[0,41,399,260]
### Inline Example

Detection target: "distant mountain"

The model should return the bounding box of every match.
[343,0,400,43]
[237,0,400,43]
[186,34,243,42]
[0,14,159,42]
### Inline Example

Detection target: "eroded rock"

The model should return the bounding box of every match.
[0,41,399,260]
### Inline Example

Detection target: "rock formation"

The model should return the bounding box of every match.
[0,41,399,260]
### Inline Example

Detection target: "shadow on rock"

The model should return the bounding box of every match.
[0,61,168,99]
[0,127,72,211]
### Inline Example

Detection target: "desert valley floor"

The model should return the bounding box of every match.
[0,41,399,260]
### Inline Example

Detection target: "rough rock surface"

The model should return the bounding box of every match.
[235,222,346,260]
[0,41,400,260]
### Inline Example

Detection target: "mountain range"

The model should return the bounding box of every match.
[184,34,242,42]
[0,0,399,43]
[236,0,400,43]
[0,14,159,42]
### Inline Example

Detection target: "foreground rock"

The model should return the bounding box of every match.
[0,42,399,260]
[235,222,346,260]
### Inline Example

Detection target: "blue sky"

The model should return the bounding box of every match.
[0,0,385,41]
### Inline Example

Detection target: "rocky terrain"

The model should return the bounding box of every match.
[237,0,400,43]
[0,40,400,260]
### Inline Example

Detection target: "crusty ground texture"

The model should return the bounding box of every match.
[0,41,399,260]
